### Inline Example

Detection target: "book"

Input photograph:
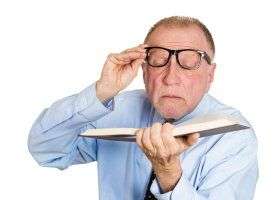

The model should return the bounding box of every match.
[80,114,249,142]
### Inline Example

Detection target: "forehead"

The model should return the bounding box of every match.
[146,25,210,53]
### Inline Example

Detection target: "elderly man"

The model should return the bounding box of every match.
[28,16,258,200]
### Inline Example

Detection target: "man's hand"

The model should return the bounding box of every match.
[136,122,199,193]
[96,44,147,102]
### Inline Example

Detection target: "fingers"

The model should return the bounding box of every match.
[143,127,156,157]
[136,123,163,158]
[108,51,145,67]
[116,44,148,63]
[136,123,200,161]
[130,58,145,75]
[106,44,148,71]
[136,129,144,149]
[136,123,175,159]
[123,44,148,53]
[161,123,178,155]
[118,51,146,61]
[150,123,165,157]
[108,51,143,62]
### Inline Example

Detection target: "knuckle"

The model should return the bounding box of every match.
[161,127,173,137]
[143,128,150,136]
[142,132,150,144]
[136,129,144,138]
[146,127,151,131]
[135,130,141,137]
[107,53,118,62]
[162,123,170,131]
[150,134,160,145]
[142,138,150,147]
[107,53,115,58]
[158,150,169,160]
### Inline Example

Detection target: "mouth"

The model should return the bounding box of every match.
[162,95,182,99]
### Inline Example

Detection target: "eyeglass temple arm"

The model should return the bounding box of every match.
[202,52,212,64]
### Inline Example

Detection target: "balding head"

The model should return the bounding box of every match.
[144,16,215,59]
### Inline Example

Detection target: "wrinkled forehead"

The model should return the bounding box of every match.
[146,25,211,55]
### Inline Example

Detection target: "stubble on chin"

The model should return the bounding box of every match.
[154,97,189,119]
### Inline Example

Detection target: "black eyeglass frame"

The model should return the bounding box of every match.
[144,46,212,69]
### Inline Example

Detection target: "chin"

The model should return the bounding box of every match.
[163,111,185,120]
[152,96,189,119]
[157,104,188,120]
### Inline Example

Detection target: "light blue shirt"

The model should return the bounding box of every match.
[28,82,258,200]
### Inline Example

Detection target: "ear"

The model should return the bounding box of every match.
[205,62,216,92]
[208,62,216,84]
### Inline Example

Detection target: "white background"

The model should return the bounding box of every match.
[0,0,274,199]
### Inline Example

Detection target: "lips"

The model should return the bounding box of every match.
[162,95,181,99]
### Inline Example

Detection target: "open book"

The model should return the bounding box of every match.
[80,114,249,142]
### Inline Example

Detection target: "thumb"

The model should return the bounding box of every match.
[186,133,200,146]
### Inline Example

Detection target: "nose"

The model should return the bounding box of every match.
[163,55,182,85]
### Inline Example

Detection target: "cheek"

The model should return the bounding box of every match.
[188,74,205,90]
[184,72,208,102]
[144,70,163,102]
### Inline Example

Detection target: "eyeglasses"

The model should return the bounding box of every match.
[144,46,211,70]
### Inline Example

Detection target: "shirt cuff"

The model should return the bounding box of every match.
[74,82,114,121]
[150,173,196,200]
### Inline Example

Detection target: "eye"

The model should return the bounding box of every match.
[147,48,170,67]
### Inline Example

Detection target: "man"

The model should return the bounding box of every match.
[28,16,258,199]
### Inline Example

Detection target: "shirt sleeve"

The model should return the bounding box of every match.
[150,129,258,200]
[28,82,115,170]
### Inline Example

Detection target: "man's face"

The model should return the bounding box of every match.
[142,25,216,119]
